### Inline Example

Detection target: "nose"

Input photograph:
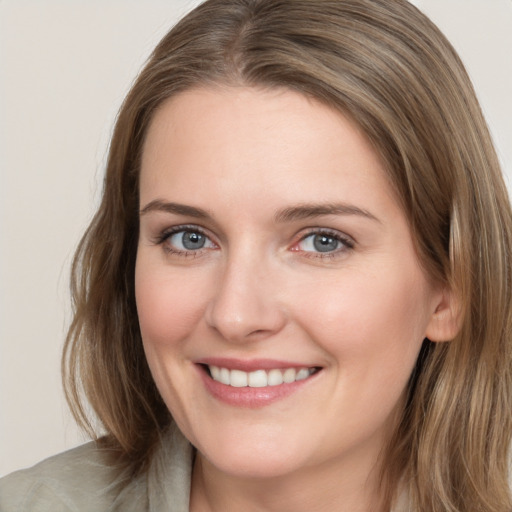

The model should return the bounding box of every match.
[204,251,287,343]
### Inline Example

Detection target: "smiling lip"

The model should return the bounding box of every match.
[195,358,321,408]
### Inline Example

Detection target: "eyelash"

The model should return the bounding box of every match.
[153,225,355,259]
[294,229,355,259]
[154,225,215,257]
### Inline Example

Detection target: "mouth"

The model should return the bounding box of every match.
[203,364,320,388]
[195,359,322,407]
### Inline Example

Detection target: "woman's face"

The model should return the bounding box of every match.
[136,86,444,480]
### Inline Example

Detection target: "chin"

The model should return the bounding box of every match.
[205,450,304,480]
[193,428,310,479]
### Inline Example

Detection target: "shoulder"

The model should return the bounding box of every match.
[0,442,146,512]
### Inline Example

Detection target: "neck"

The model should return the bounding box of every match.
[189,449,387,512]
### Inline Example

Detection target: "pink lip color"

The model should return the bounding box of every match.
[195,359,320,409]
[195,357,313,372]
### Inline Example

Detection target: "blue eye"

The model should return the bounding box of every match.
[297,232,352,254]
[165,228,215,252]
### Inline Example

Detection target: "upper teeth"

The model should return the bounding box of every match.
[208,365,315,388]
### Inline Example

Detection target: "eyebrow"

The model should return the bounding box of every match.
[139,200,212,219]
[274,203,380,223]
[139,199,380,224]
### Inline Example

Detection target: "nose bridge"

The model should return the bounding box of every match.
[205,243,286,342]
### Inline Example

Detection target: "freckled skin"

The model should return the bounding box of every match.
[135,87,445,510]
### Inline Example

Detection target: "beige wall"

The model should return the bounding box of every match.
[1,0,511,477]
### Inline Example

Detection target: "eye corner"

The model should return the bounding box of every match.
[155,224,219,257]
[290,228,355,259]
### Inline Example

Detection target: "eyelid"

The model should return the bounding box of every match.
[153,223,204,242]
[154,224,218,254]
[291,227,355,256]
[151,224,354,259]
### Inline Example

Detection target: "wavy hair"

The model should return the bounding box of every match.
[62,0,512,509]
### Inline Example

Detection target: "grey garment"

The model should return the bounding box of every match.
[0,423,193,512]
[0,424,412,512]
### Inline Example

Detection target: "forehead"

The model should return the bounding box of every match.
[140,86,394,208]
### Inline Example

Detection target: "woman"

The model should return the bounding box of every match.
[1,0,511,510]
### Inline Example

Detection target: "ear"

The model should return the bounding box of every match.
[425,286,463,342]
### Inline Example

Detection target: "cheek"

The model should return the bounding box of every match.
[135,258,207,348]
[291,262,433,375]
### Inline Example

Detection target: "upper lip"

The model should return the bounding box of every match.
[195,357,321,372]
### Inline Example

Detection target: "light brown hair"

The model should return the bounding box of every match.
[63,0,512,509]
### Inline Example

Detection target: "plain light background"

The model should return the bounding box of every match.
[1,0,511,478]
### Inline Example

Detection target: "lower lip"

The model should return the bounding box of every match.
[197,365,319,408]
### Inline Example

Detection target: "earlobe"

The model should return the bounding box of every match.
[425,287,463,342]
